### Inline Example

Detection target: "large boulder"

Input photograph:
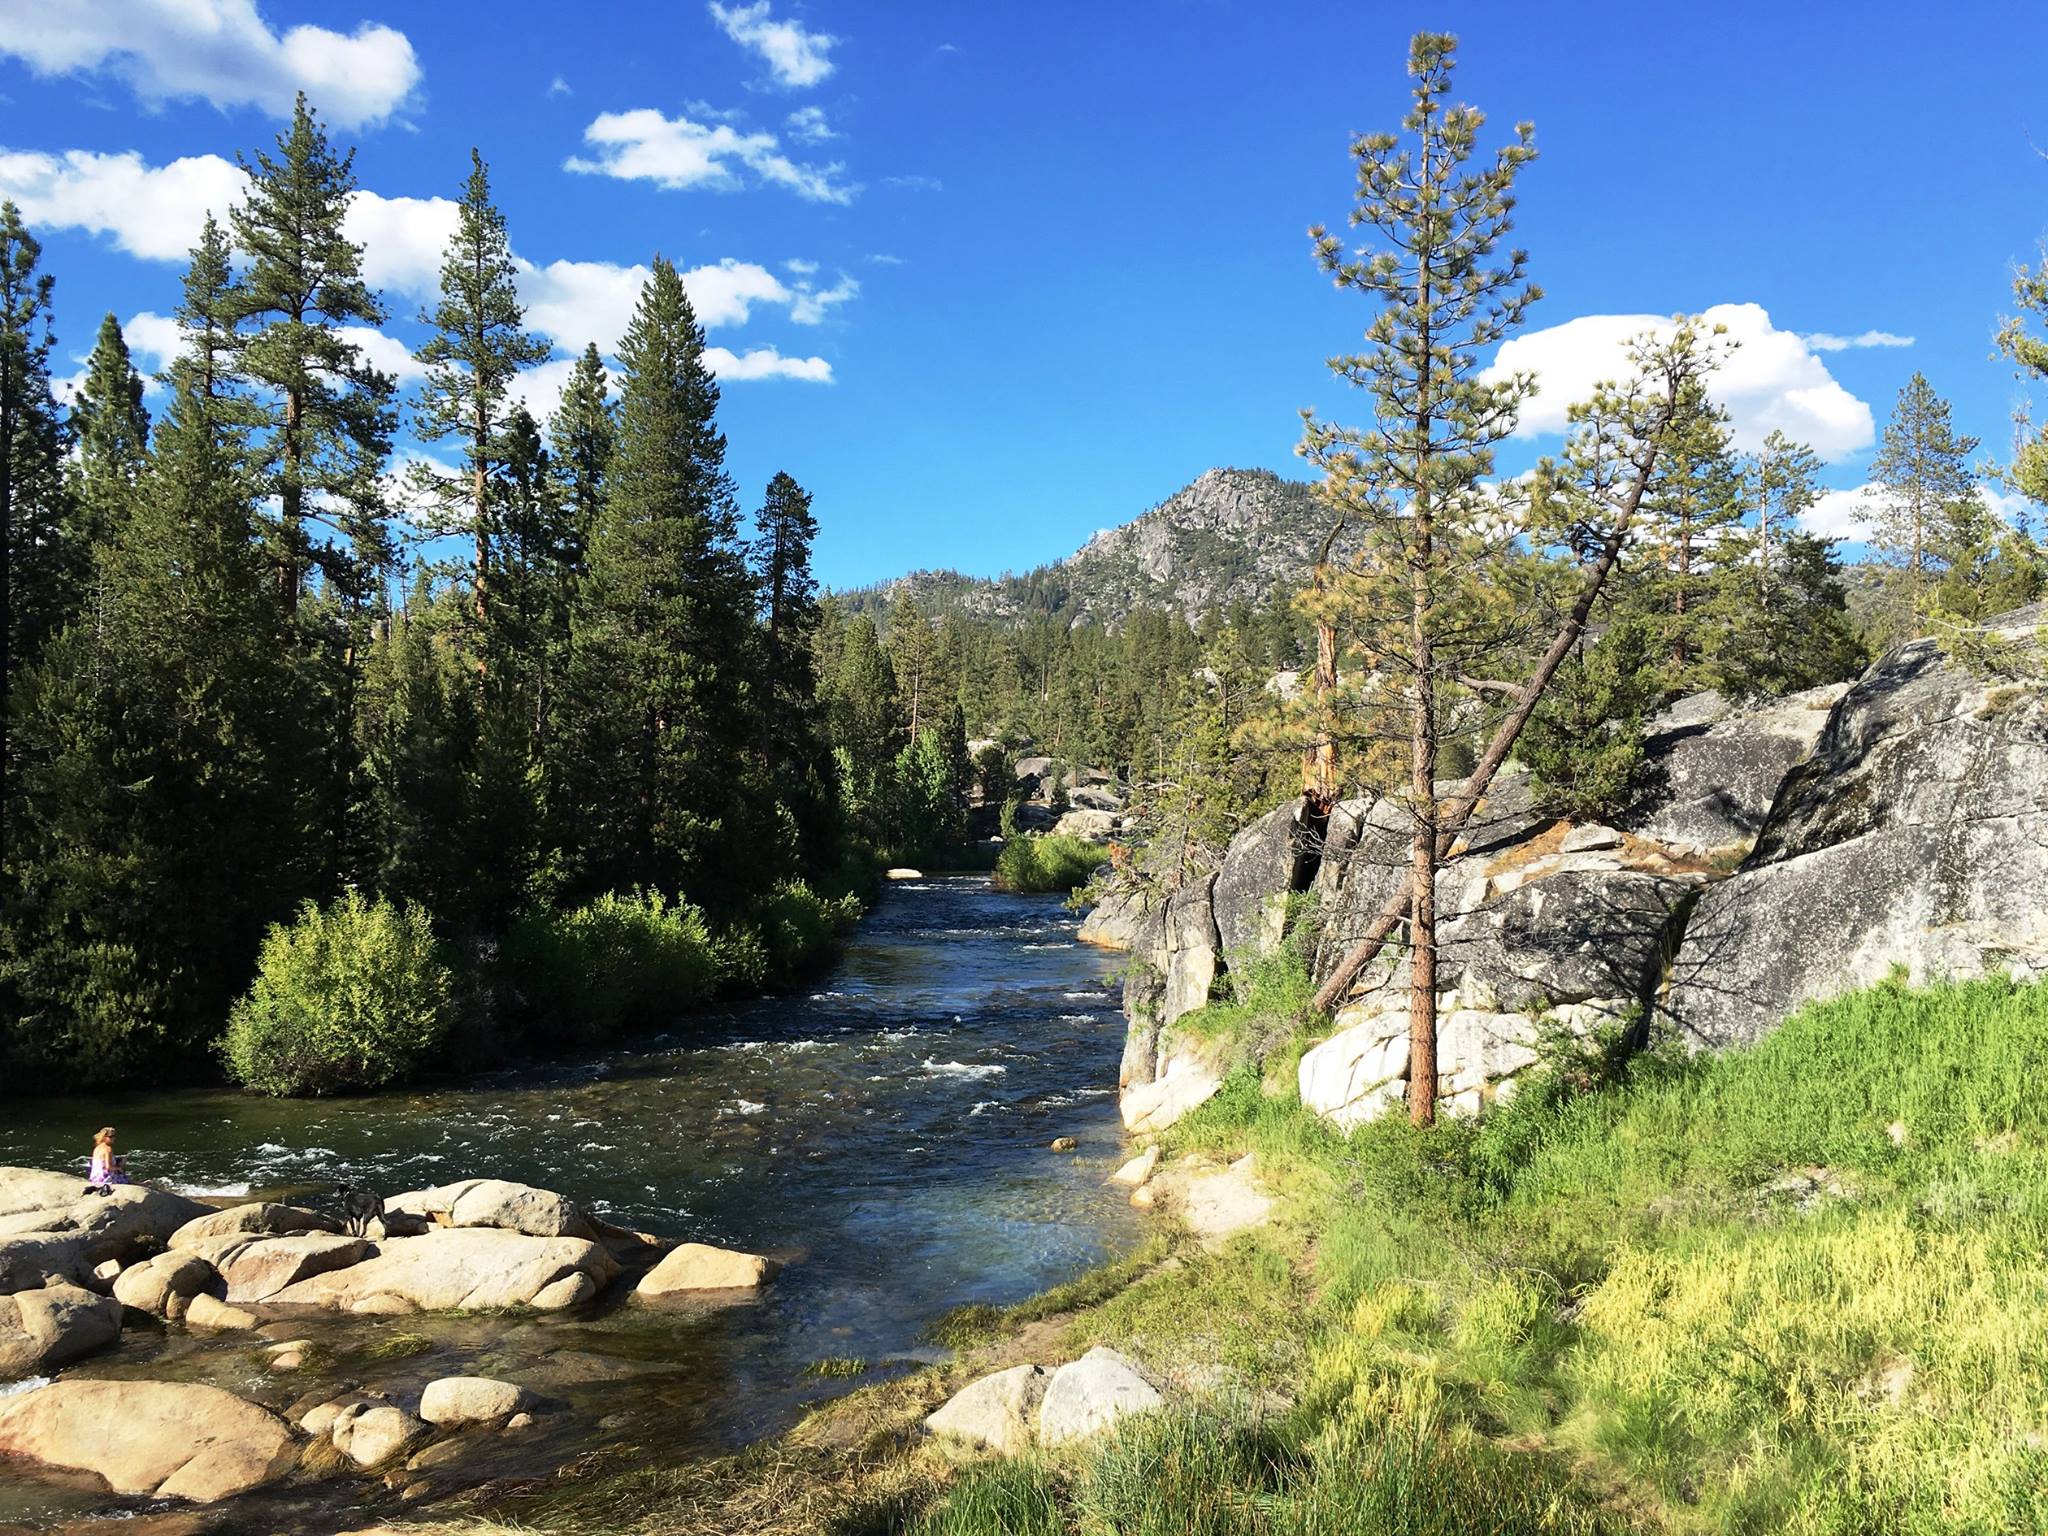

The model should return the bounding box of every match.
[636,1242,778,1296]
[1212,800,1313,964]
[1078,882,1154,951]
[1311,798,1416,989]
[1159,875,1221,1026]
[1051,807,1119,843]
[111,1249,219,1319]
[1037,1347,1164,1447]
[0,1170,209,1287]
[1628,684,1846,854]
[926,1363,1051,1455]
[0,1282,121,1378]
[385,1178,595,1240]
[1669,611,2048,1049]
[267,1227,619,1313]
[420,1375,529,1426]
[0,1380,297,1502]
[1116,898,1223,1134]
[170,1202,338,1248]
[178,1232,374,1304]
[329,1401,426,1467]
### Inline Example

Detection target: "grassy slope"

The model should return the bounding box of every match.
[473,966,2048,1535]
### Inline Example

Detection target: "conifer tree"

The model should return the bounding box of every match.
[1,201,72,715]
[887,598,940,739]
[230,93,396,607]
[1298,33,1540,1124]
[412,151,551,623]
[68,313,151,550]
[1863,372,1980,624]
[557,257,757,904]
[1635,379,1743,683]
[549,342,614,563]
[1998,236,2048,509]
[171,216,243,413]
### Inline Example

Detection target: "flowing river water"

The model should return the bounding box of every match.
[0,876,1142,1534]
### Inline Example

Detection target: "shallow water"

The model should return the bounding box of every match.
[0,876,1141,1532]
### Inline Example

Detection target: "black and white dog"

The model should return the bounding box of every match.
[336,1183,383,1238]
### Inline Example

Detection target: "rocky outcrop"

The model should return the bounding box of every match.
[926,1363,1052,1455]
[0,1380,298,1502]
[1212,800,1314,964]
[635,1242,779,1295]
[385,1178,596,1240]
[180,1232,374,1304]
[111,1249,218,1319]
[1669,612,2048,1049]
[0,1282,121,1378]
[1078,883,1154,950]
[1052,808,1120,842]
[1628,683,1847,854]
[0,1170,209,1289]
[1037,1347,1165,1447]
[268,1227,619,1313]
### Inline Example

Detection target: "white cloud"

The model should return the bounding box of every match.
[705,345,831,382]
[566,107,854,203]
[788,271,857,324]
[515,256,855,355]
[0,147,241,261]
[881,174,942,192]
[784,257,818,275]
[117,310,186,374]
[1801,482,2034,542]
[1485,302,1877,462]
[547,75,572,98]
[339,325,426,383]
[1802,330,1916,353]
[0,0,419,128]
[344,190,460,299]
[864,252,904,266]
[708,1,837,88]
[785,105,836,144]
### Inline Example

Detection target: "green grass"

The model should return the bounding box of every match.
[992,834,1105,894]
[903,973,2048,1536]
[806,1357,872,1379]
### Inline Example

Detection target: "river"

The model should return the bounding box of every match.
[0,875,1141,1533]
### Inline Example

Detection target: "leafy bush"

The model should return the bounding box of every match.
[501,889,716,1044]
[993,833,1102,893]
[221,891,455,1095]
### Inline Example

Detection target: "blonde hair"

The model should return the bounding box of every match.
[94,1127,115,1146]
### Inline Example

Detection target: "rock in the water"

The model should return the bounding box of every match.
[1630,683,1845,854]
[331,1401,427,1467]
[885,867,924,880]
[1212,800,1313,964]
[0,1170,210,1288]
[179,1233,373,1304]
[926,1364,1051,1455]
[636,1242,779,1296]
[185,1293,258,1330]
[111,1250,218,1318]
[1037,1347,1164,1446]
[419,1376,527,1426]
[0,1380,297,1502]
[268,1227,620,1313]
[1669,613,2048,1048]
[170,1202,338,1248]
[384,1179,594,1240]
[0,1283,121,1378]
[1049,1137,1078,1153]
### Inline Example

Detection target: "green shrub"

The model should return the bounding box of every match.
[994,833,1102,893]
[221,891,455,1096]
[501,889,716,1044]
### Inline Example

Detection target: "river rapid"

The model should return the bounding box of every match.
[0,876,1141,1533]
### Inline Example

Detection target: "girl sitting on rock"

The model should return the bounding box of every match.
[87,1126,130,1192]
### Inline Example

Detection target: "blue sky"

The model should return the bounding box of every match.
[3,1,2046,591]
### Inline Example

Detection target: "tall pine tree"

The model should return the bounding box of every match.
[1863,372,1980,631]
[68,314,151,551]
[1,202,73,725]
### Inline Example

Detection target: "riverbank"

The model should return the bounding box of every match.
[419,968,2048,1536]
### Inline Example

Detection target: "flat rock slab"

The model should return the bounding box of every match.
[269,1227,619,1313]
[171,1202,338,1248]
[636,1242,779,1296]
[181,1232,374,1304]
[0,1171,209,1287]
[1038,1347,1164,1446]
[926,1364,1051,1455]
[0,1379,297,1502]
[1168,1156,1274,1249]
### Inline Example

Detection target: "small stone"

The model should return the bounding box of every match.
[504,1411,534,1432]
[1560,823,1625,853]
[885,867,924,880]
[268,1350,304,1371]
[184,1293,257,1331]
[1128,1184,1156,1209]
[420,1376,527,1426]
[1886,1121,1908,1147]
[332,1403,427,1468]
[1110,1147,1159,1186]
[1049,1137,1078,1153]
[926,1364,1052,1455]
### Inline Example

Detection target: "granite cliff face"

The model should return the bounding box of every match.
[841,468,1336,626]
[1093,607,2048,1132]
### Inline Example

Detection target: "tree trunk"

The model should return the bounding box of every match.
[1407,530,1438,1126]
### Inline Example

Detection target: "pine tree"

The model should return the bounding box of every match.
[1,201,73,712]
[750,470,834,867]
[170,216,244,414]
[557,256,758,905]
[68,313,151,550]
[1298,33,1540,1125]
[2,375,320,1081]
[887,598,940,739]
[412,151,551,624]
[549,342,614,565]
[1998,234,2048,510]
[1635,379,1744,684]
[231,93,396,608]
[1863,372,1980,624]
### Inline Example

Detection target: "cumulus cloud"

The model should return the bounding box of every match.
[516,256,855,354]
[1485,302,1877,461]
[1802,482,2034,542]
[566,107,854,203]
[784,105,836,143]
[1802,330,1915,353]
[0,147,242,261]
[345,190,461,299]
[339,325,427,383]
[0,0,420,128]
[708,1,837,88]
[705,345,832,382]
